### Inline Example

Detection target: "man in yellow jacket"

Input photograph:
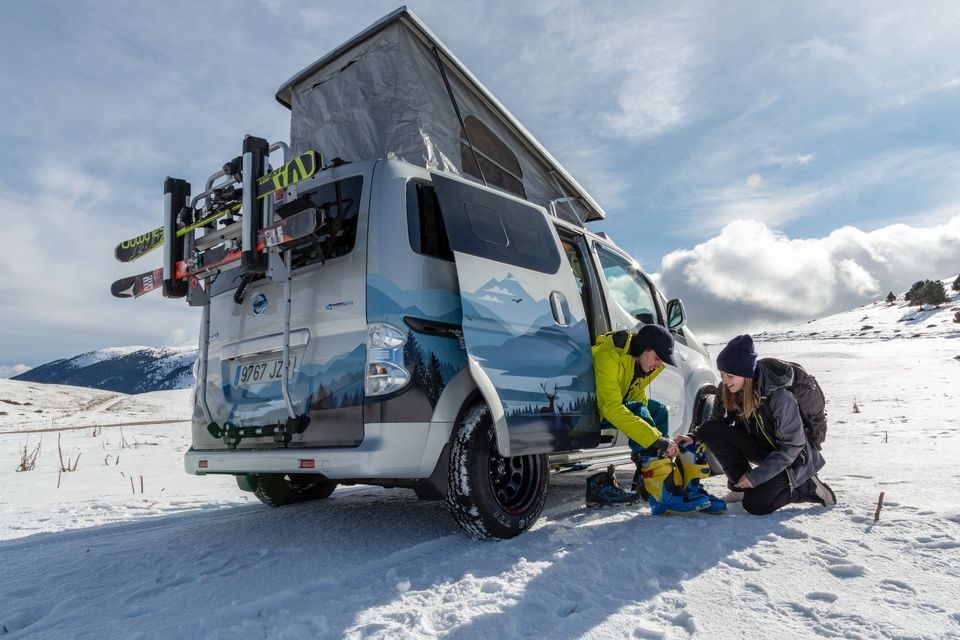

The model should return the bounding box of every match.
[586,324,720,514]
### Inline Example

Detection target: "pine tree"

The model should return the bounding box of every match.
[885,291,896,303]
[954,310,960,324]
[403,331,427,388]
[425,353,444,406]
[953,274,960,293]
[917,280,948,306]
[904,280,925,302]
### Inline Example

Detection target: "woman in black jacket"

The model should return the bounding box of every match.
[678,335,836,515]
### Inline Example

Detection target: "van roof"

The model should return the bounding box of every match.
[275,6,605,224]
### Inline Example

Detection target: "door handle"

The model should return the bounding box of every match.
[549,291,568,326]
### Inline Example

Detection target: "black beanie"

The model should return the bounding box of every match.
[716,334,757,378]
[628,324,676,366]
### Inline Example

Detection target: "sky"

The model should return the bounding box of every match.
[2,1,960,374]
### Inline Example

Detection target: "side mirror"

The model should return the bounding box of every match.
[666,298,686,331]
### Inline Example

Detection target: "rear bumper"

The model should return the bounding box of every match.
[185,421,453,479]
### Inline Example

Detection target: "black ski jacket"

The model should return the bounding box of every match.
[702,361,826,490]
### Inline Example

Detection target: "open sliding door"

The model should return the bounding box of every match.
[430,172,599,455]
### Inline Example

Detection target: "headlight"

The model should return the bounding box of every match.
[365,323,410,396]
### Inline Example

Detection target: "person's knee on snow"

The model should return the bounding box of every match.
[676,334,835,516]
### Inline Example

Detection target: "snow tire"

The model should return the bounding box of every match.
[445,403,549,539]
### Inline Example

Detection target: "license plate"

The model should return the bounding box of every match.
[234,357,297,386]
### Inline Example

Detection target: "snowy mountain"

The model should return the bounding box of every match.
[12,346,197,394]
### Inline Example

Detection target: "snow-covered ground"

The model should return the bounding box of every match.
[0,382,191,432]
[1,295,959,639]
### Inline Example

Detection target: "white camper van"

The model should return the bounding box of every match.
[147,8,718,538]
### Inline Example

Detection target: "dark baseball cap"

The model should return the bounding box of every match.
[628,324,676,366]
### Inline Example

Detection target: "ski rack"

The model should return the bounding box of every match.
[164,137,305,428]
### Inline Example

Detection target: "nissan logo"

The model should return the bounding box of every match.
[252,293,268,316]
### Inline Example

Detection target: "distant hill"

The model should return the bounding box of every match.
[754,276,960,342]
[13,346,197,394]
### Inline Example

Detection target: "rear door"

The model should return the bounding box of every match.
[430,172,599,455]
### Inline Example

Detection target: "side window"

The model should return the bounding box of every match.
[431,173,561,275]
[460,116,526,199]
[595,244,659,325]
[406,181,453,261]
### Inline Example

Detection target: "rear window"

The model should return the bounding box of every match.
[281,175,364,269]
[208,175,363,296]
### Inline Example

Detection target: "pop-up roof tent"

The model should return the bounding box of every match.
[275,7,604,225]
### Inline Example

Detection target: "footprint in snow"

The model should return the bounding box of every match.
[664,610,697,635]
[827,563,866,579]
[812,546,846,560]
[917,536,960,549]
[744,582,768,596]
[632,624,667,639]
[806,591,838,603]
[776,526,809,540]
[720,556,759,572]
[848,514,874,525]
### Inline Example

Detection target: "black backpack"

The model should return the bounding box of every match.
[757,358,828,450]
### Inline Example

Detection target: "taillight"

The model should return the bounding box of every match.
[365,323,410,396]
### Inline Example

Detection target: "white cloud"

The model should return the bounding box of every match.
[0,162,199,366]
[0,364,31,379]
[771,153,816,167]
[656,215,960,340]
[531,4,702,142]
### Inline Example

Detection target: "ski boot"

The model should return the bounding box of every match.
[586,464,641,507]
[677,443,727,514]
[635,455,711,515]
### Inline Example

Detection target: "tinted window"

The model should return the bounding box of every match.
[431,173,560,275]
[595,244,659,324]
[406,182,453,261]
[282,175,363,269]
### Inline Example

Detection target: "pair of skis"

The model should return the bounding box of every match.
[114,150,318,263]
[111,150,319,299]
[111,208,318,298]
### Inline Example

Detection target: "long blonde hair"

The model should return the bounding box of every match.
[721,377,759,417]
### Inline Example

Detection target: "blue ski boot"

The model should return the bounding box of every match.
[635,455,711,515]
[677,443,726,514]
